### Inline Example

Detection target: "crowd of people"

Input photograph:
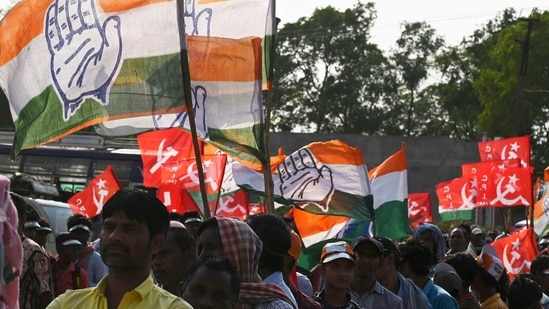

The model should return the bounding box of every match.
[2,181,549,309]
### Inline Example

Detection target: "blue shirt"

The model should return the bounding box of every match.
[422,279,459,309]
[264,271,298,308]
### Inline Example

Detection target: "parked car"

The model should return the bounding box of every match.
[24,197,73,254]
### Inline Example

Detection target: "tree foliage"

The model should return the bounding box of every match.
[272,2,393,134]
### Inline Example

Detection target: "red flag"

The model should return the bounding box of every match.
[489,167,533,207]
[156,184,200,215]
[407,193,432,228]
[491,227,538,280]
[137,128,202,188]
[436,177,475,221]
[210,190,249,220]
[160,154,227,197]
[461,161,518,207]
[68,166,121,217]
[478,136,531,167]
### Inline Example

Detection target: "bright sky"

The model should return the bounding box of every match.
[1,0,546,51]
[277,0,547,51]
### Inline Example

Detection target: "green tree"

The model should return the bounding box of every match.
[390,21,444,135]
[473,9,549,173]
[272,2,393,134]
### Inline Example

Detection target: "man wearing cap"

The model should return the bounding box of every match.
[23,219,41,240]
[53,232,90,296]
[472,253,508,309]
[35,218,53,249]
[67,214,107,287]
[398,238,459,309]
[471,228,485,253]
[314,241,360,309]
[350,235,404,308]
[181,211,203,239]
[374,236,431,309]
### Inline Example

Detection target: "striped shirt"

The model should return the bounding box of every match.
[350,280,404,309]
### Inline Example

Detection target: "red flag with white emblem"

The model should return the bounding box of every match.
[436,177,474,222]
[137,128,202,188]
[68,166,121,217]
[210,189,249,220]
[491,227,537,280]
[478,136,531,167]
[160,154,227,197]
[489,166,533,207]
[408,193,432,228]
[156,184,200,215]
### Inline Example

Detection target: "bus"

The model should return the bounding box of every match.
[0,143,144,201]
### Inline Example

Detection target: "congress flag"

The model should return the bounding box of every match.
[369,147,410,240]
[0,0,192,157]
[436,177,474,222]
[234,140,374,220]
[96,0,275,169]
[408,193,433,228]
[68,166,121,217]
[478,136,531,167]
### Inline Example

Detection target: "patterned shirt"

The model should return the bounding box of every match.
[46,275,192,309]
[350,280,404,309]
[314,289,360,309]
[20,237,54,309]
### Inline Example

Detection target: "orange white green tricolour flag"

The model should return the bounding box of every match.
[234,140,374,219]
[0,0,192,157]
[369,146,410,240]
[96,0,275,169]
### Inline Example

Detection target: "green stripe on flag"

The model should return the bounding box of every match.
[375,200,410,240]
[207,124,266,166]
[439,209,474,222]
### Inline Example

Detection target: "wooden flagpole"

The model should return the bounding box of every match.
[263,89,275,214]
[176,0,210,218]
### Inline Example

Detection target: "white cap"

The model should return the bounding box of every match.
[61,239,82,246]
[68,224,90,233]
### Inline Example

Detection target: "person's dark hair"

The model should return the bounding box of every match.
[458,223,471,242]
[398,238,432,277]
[167,226,196,253]
[247,214,291,273]
[169,212,182,222]
[67,214,92,230]
[375,236,401,269]
[181,255,241,304]
[444,253,478,286]
[531,255,549,275]
[37,217,51,229]
[196,217,218,237]
[508,273,543,309]
[10,192,26,221]
[102,189,170,237]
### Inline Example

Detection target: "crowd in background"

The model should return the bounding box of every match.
[2,178,549,309]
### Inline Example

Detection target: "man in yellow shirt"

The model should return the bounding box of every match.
[47,189,192,309]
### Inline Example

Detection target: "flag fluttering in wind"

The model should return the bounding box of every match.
[436,177,475,222]
[96,0,275,169]
[491,227,537,280]
[0,0,192,157]
[478,136,531,167]
[369,146,410,240]
[234,140,374,220]
[533,167,549,235]
[408,193,433,228]
[68,166,121,217]
[137,128,200,188]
